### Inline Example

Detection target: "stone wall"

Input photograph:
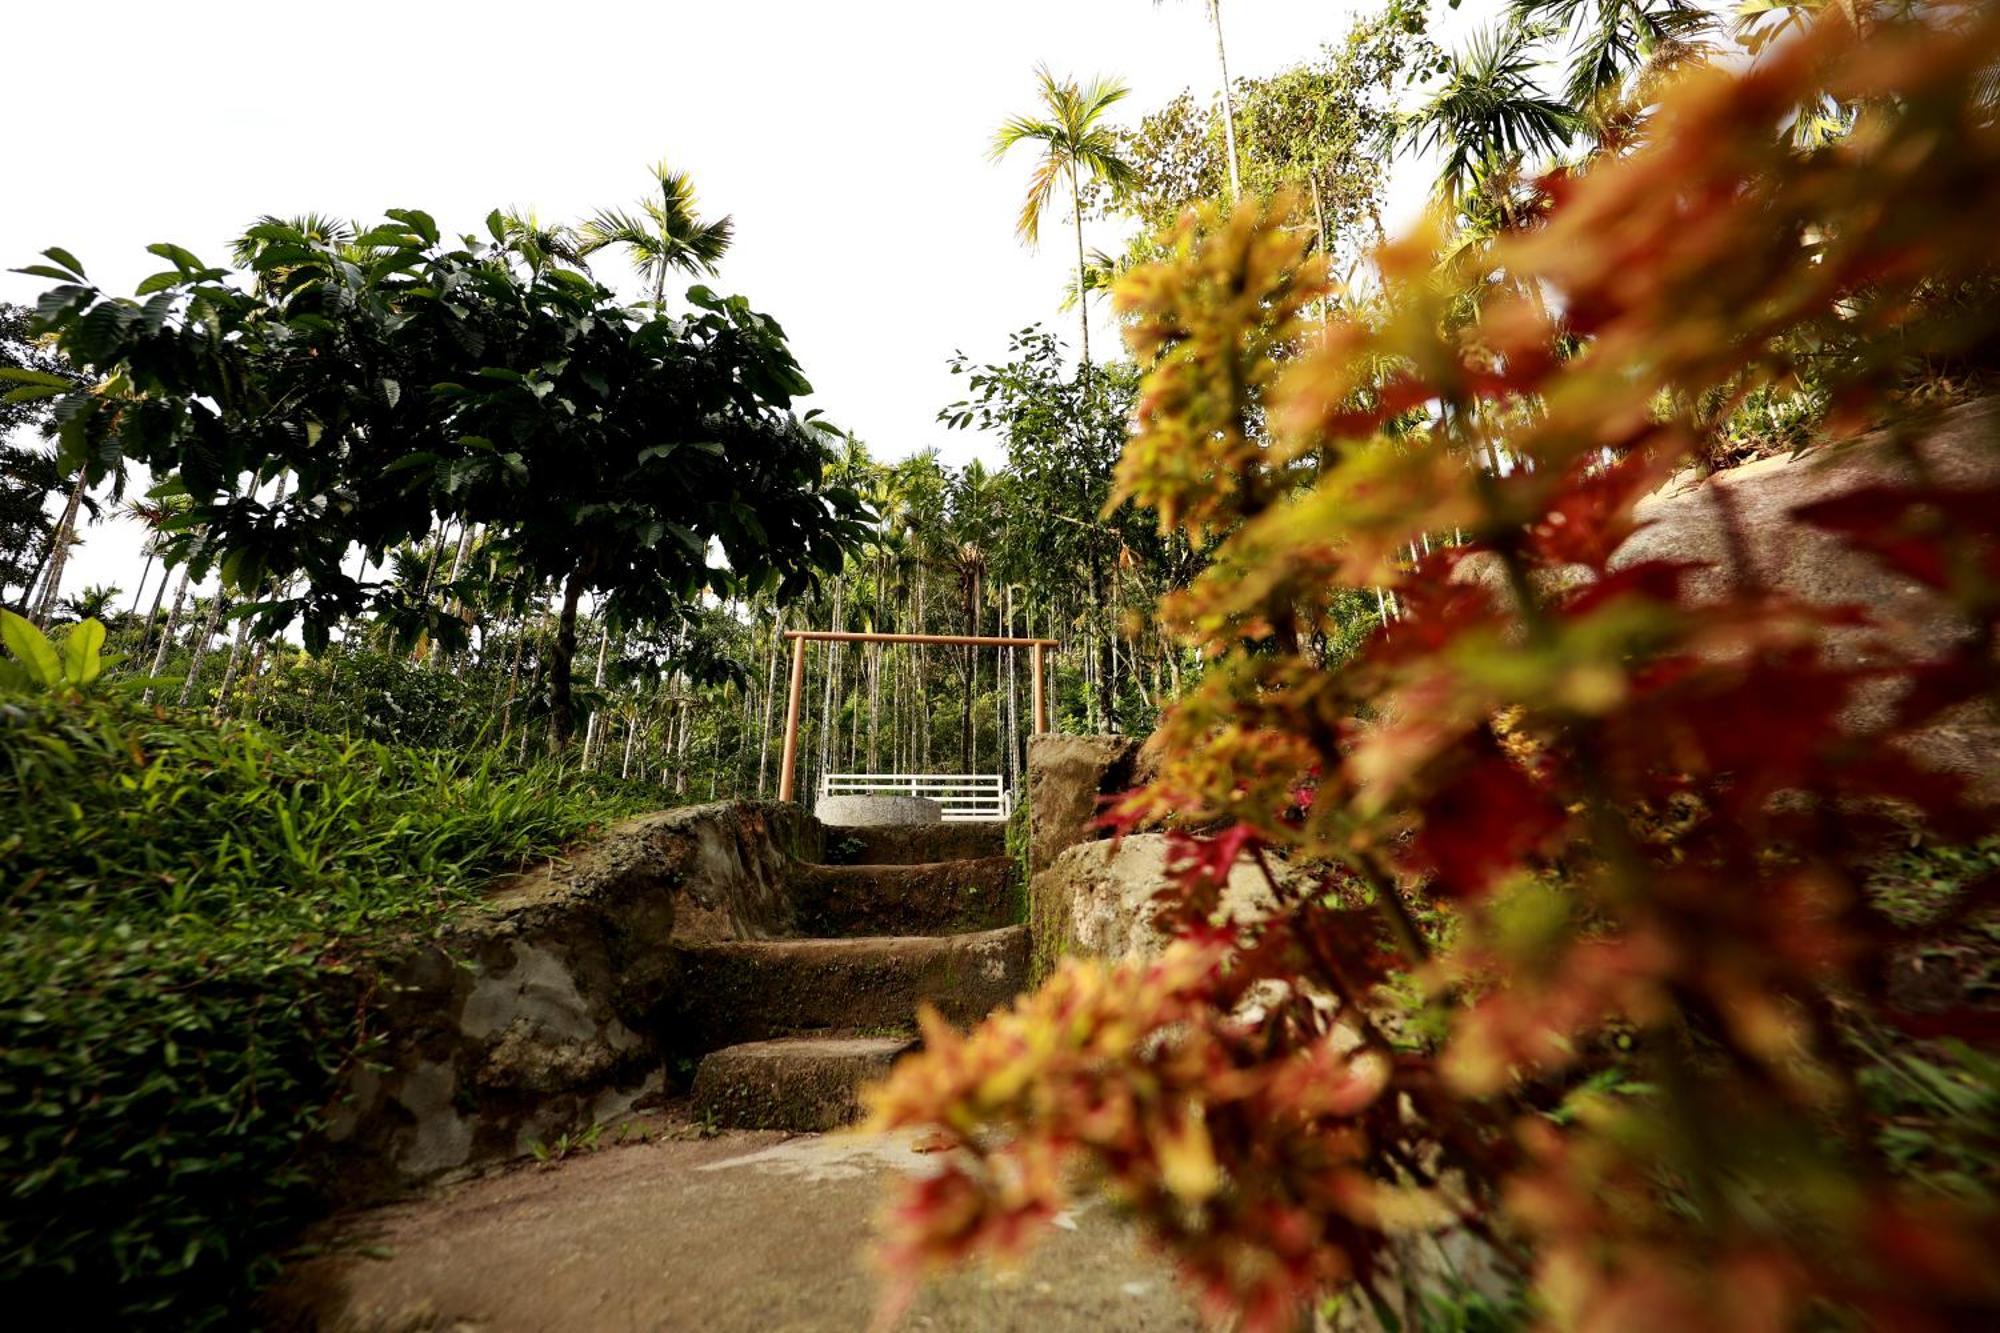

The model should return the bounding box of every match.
[318,802,819,1198]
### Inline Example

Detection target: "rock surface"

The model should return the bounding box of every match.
[268,1128,1199,1333]
[1609,396,2000,780]
[691,1036,913,1132]
[824,820,1008,866]
[1030,834,1313,966]
[814,793,942,825]
[672,927,1030,1051]
[1026,734,1146,876]
[790,857,1018,937]
[322,802,816,1197]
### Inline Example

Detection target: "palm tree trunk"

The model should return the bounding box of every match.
[179,592,227,708]
[757,608,784,796]
[1209,0,1242,200]
[137,556,174,662]
[582,623,611,768]
[429,521,476,668]
[129,546,156,614]
[1069,162,1092,371]
[549,566,589,752]
[144,566,193,704]
[31,470,87,626]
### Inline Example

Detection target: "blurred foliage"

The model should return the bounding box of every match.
[868,8,2000,1330]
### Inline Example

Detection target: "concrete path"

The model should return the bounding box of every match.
[271,1123,1200,1332]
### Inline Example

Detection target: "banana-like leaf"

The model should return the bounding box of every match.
[60,618,107,686]
[0,610,62,688]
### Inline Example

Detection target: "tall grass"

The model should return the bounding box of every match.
[0,692,664,1323]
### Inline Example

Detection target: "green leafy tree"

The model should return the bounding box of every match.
[0,301,90,613]
[1112,4,1443,264]
[18,211,867,748]
[992,67,1139,370]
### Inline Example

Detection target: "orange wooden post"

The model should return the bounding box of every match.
[1031,643,1047,735]
[777,634,808,802]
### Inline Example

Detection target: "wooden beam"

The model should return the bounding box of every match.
[777,634,808,803]
[1031,643,1047,735]
[783,629,1059,648]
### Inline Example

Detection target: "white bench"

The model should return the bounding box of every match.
[817,773,1011,823]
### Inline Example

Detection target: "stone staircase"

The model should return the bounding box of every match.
[680,821,1024,1132]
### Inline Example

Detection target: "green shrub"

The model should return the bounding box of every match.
[248,646,492,750]
[0,691,660,1324]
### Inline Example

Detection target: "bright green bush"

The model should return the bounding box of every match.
[0,691,660,1323]
[248,646,495,750]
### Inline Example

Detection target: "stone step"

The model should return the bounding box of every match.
[672,926,1029,1052]
[690,1034,915,1131]
[822,821,1008,866]
[790,857,1017,937]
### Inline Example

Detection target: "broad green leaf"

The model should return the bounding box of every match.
[134,270,185,296]
[0,367,72,388]
[0,610,63,688]
[14,264,82,283]
[146,241,206,273]
[42,246,87,278]
[60,618,106,687]
[2,384,67,404]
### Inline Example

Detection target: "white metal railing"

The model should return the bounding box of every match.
[818,772,1011,823]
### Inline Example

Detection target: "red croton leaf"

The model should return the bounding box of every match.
[1524,450,1670,570]
[1408,731,1568,898]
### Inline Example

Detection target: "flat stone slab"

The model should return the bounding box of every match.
[823,820,1008,866]
[673,927,1030,1050]
[790,858,1018,937]
[814,794,941,826]
[268,1128,1199,1331]
[692,1035,913,1131]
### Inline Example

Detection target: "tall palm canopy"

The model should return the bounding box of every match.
[1397,23,1579,200]
[991,66,1138,367]
[1512,0,1715,106]
[579,161,735,310]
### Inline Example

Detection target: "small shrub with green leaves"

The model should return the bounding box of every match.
[250,646,491,749]
[0,610,120,696]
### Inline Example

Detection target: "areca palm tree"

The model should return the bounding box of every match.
[579,161,735,312]
[1512,0,1714,107]
[993,67,1139,371]
[1397,23,1581,201]
[1155,0,1243,199]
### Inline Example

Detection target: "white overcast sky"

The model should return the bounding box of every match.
[3,0,1499,600]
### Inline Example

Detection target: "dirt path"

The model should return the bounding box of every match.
[271,1124,1199,1332]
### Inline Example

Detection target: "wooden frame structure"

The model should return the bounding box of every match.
[776,629,1060,803]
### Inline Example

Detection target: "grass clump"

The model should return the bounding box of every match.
[0,690,659,1324]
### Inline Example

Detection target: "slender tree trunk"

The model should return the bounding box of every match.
[429,521,476,668]
[144,566,193,704]
[129,547,156,614]
[137,554,174,663]
[179,592,227,708]
[212,475,290,718]
[549,566,589,752]
[582,623,612,768]
[757,608,784,796]
[1070,162,1091,372]
[31,470,88,626]
[1209,0,1242,200]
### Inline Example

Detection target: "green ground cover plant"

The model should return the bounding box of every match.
[0,621,663,1322]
